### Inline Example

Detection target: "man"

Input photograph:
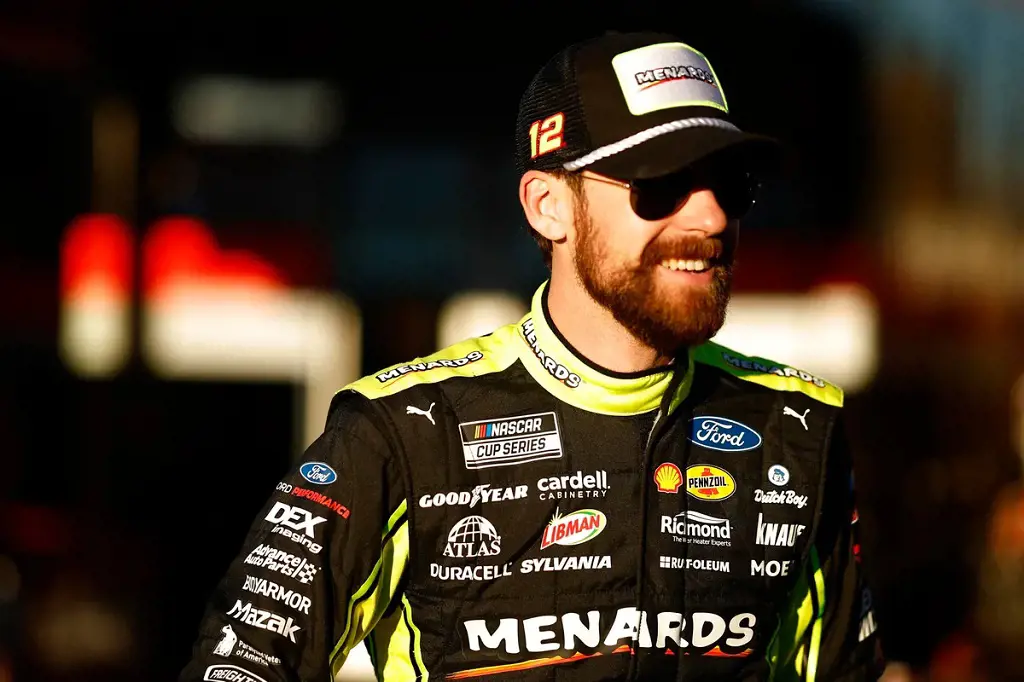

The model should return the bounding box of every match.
[180,32,883,681]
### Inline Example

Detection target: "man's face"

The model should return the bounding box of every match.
[569,170,739,356]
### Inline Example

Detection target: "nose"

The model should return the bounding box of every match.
[671,188,728,236]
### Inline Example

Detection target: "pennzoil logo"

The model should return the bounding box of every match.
[654,463,683,493]
[686,465,736,501]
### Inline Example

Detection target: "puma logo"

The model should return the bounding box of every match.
[406,402,436,426]
[783,406,810,431]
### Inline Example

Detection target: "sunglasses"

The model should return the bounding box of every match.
[581,161,761,222]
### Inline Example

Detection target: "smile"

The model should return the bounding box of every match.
[660,258,710,273]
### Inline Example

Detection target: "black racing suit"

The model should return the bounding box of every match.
[180,281,883,682]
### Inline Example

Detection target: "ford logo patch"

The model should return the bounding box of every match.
[300,461,338,485]
[688,416,762,452]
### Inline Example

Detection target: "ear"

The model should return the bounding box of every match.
[518,171,573,244]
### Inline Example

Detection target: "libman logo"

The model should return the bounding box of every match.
[540,508,606,549]
[686,465,736,501]
[376,350,484,383]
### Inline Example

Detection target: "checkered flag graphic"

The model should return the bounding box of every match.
[296,563,318,584]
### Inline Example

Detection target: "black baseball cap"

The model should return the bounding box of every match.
[515,32,781,181]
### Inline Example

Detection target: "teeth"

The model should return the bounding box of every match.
[661,258,709,272]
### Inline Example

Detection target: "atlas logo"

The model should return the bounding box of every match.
[376,350,484,383]
[463,607,755,655]
[444,515,502,558]
[540,508,606,549]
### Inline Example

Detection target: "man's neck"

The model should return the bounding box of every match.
[545,274,674,374]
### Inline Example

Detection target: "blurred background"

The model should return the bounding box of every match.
[1,0,1022,680]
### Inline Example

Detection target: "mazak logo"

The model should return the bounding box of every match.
[243,544,318,584]
[536,469,609,500]
[419,483,528,508]
[755,513,806,547]
[444,515,502,558]
[521,318,582,388]
[242,575,311,615]
[754,488,809,510]
[203,665,268,682]
[460,412,562,470]
[265,502,326,554]
[463,607,755,655]
[226,600,301,642]
[686,465,736,501]
[376,350,484,383]
[660,511,732,547]
[689,417,762,452]
[540,508,606,549]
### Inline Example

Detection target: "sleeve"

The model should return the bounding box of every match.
[178,391,410,682]
[767,413,886,682]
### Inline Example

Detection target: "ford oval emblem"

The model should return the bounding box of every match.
[300,461,338,485]
[688,416,762,452]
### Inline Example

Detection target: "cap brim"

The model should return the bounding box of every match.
[585,125,782,182]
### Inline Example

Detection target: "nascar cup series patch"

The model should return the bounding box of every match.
[459,412,562,470]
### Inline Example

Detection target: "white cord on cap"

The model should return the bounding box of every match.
[562,117,740,171]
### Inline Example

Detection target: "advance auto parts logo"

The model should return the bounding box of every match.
[686,465,736,501]
[460,412,562,470]
[540,508,606,549]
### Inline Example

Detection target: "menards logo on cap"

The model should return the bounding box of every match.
[686,465,736,501]
[540,508,606,549]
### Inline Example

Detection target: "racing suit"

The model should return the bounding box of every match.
[180,281,883,682]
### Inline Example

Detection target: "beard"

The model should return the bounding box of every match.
[572,198,734,357]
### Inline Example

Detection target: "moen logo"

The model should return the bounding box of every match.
[463,607,755,655]
[686,465,736,501]
[540,509,606,549]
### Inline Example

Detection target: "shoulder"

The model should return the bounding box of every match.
[693,341,844,408]
[342,319,524,401]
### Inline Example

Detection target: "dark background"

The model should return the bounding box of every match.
[1,1,1022,680]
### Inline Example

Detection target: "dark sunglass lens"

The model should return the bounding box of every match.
[711,171,758,219]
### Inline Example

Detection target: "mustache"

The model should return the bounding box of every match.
[642,237,728,266]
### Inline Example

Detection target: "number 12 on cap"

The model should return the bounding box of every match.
[528,113,565,159]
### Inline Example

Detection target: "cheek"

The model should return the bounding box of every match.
[583,191,655,261]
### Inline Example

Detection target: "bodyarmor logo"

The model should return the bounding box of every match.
[444,515,502,558]
[520,318,582,388]
[463,607,755,655]
[242,575,312,615]
[755,513,806,547]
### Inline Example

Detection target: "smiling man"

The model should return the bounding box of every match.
[180,32,883,682]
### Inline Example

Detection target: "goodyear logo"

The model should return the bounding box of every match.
[686,465,736,501]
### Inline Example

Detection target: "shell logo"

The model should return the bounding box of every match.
[686,464,736,501]
[653,463,683,493]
